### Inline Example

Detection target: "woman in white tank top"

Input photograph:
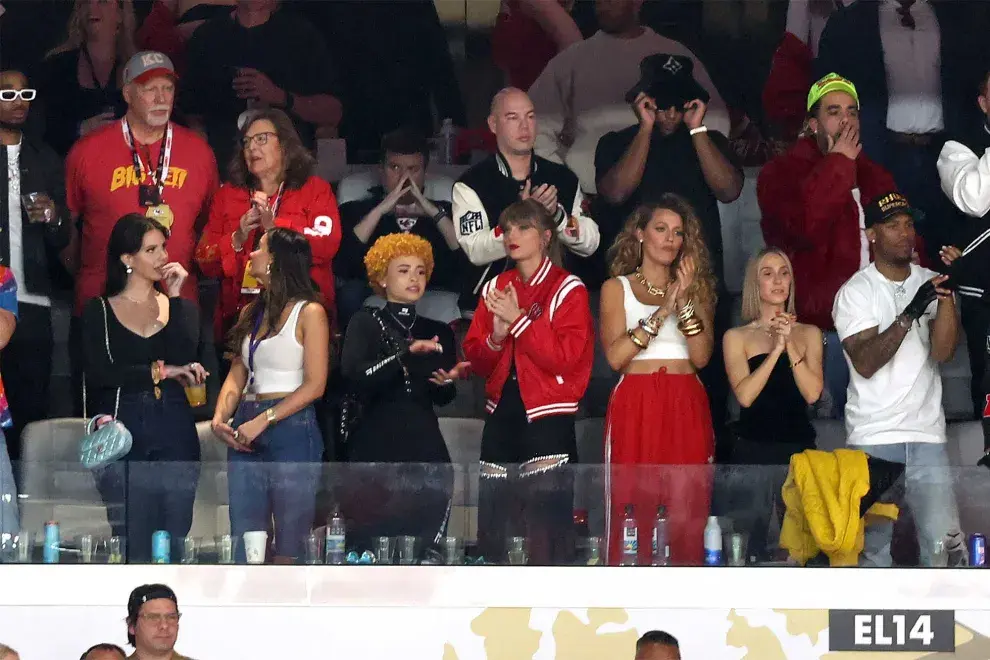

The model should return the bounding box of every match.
[598,194,718,567]
[211,227,330,563]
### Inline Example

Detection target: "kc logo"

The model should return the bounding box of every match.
[140,52,166,67]
[662,56,682,75]
[528,302,543,320]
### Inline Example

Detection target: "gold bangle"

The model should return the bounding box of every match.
[678,315,704,337]
[627,328,648,349]
[790,356,805,368]
[265,407,277,425]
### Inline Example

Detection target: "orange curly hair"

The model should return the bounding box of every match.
[363,233,435,296]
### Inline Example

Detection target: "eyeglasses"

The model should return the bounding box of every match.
[242,131,277,149]
[0,89,37,102]
[139,613,181,625]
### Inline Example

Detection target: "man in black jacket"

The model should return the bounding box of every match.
[937,65,990,420]
[0,69,71,461]
[452,88,600,312]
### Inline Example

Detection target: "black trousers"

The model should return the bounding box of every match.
[3,302,53,462]
[477,378,576,565]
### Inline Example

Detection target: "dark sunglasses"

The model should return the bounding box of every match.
[0,89,37,102]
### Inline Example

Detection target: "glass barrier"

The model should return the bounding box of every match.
[3,461,990,568]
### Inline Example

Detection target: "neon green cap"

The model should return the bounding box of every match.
[807,73,859,111]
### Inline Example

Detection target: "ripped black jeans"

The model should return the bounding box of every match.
[478,377,576,565]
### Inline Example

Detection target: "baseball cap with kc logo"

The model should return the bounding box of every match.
[123,51,178,86]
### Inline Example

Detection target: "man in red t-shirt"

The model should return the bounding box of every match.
[65,50,219,316]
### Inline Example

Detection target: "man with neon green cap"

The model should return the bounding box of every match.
[758,71,913,419]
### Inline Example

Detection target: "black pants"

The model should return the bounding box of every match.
[700,294,732,463]
[2,303,53,461]
[477,377,576,565]
[723,436,809,562]
[94,385,201,563]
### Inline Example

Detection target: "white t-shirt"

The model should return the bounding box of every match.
[832,263,944,446]
[5,143,51,307]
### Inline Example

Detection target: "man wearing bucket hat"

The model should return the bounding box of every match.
[832,190,965,567]
[596,52,742,460]
[758,72,923,419]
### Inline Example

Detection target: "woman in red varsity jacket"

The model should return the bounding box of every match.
[599,194,717,566]
[463,199,594,565]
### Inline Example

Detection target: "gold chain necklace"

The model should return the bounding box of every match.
[634,268,670,297]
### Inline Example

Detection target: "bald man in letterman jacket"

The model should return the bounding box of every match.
[453,88,600,312]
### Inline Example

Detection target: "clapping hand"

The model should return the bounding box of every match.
[768,312,796,351]
[674,255,696,302]
[409,336,444,354]
[251,191,276,229]
[520,179,559,215]
[486,283,523,325]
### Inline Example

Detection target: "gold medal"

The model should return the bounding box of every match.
[241,260,261,295]
[145,203,174,231]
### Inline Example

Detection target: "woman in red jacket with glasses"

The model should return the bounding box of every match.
[196,108,341,345]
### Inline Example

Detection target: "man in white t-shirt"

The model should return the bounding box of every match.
[833,190,964,567]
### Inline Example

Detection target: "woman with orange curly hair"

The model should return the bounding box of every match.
[599,194,718,566]
[339,233,469,558]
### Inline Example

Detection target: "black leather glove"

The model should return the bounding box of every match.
[902,280,937,321]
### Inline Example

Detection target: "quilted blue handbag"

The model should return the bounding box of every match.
[79,298,133,470]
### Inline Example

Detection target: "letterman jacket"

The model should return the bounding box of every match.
[463,257,594,421]
[452,150,599,308]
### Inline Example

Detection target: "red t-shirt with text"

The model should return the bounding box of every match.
[66,120,219,315]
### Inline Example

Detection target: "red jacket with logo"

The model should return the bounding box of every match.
[757,137,925,331]
[195,175,341,339]
[464,258,593,421]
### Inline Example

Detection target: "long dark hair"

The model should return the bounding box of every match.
[104,213,169,297]
[226,108,315,190]
[227,227,322,352]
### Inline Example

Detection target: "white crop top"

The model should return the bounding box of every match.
[619,276,690,361]
[242,300,307,394]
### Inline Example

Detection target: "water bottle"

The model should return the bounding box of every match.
[439,118,456,165]
[651,505,670,566]
[325,507,346,565]
[704,516,723,566]
[620,504,638,566]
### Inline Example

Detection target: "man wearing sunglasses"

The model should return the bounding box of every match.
[0,69,71,464]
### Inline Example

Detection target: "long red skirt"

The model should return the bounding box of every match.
[605,369,715,566]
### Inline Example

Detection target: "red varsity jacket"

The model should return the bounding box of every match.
[463,257,594,421]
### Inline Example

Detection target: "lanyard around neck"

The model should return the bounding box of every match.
[121,118,173,199]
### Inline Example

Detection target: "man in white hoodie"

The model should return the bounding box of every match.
[528,0,728,196]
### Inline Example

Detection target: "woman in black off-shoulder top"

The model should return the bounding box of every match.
[82,214,207,563]
[340,233,470,560]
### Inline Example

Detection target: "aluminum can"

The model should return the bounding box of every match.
[969,533,986,567]
[152,530,171,564]
[43,521,60,564]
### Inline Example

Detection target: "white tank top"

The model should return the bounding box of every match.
[242,300,307,394]
[619,276,690,361]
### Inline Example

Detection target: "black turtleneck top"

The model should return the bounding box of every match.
[340,301,457,462]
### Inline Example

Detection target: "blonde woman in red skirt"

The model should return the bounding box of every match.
[599,193,718,566]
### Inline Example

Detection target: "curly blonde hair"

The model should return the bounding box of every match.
[607,194,718,309]
[364,233,434,296]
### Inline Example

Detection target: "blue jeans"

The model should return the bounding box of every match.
[856,441,962,567]
[94,384,201,563]
[228,400,323,561]
[822,331,849,420]
[0,429,19,538]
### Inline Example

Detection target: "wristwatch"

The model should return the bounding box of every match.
[265,407,278,425]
